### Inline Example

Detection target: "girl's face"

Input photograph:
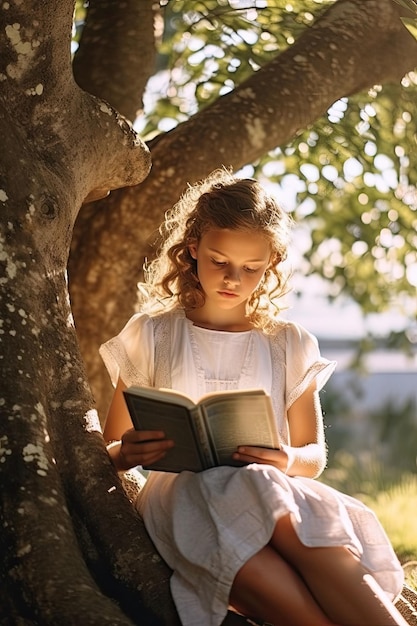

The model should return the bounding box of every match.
[189,228,271,314]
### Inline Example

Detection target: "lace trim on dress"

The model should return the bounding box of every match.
[118,468,147,502]
[99,338,149,388]
[152,311,173,388]
[187,320,255,392]
[186,320,205,389]
[269,326,289,444]
[286,361,336,409]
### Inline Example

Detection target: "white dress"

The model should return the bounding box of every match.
[100,308,404,626]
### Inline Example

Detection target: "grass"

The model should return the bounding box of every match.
[321,451,417,589]
[360,477,417,565]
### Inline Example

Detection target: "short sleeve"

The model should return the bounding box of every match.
[285,322,337,409]
[99,313,155,388]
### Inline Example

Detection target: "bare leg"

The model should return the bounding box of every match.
[270,514,408,626]
[229,543,336,626]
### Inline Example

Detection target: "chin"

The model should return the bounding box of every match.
[217,298,243,309]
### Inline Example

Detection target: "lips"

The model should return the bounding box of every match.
[217,290,238,298]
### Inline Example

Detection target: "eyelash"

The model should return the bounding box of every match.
[211,258,258,273]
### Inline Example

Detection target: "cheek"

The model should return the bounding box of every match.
[251,270,268,292]
[244,274,263,292]
[195,264,213,285]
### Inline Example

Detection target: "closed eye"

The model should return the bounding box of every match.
[244,266,259,273]
[211,258,226,267]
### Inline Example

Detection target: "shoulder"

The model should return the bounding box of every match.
[147,307,188,343]
[267,319,318,344]
[284,319,319,344]
[266,320,325,365]
[119,311,153,335]
[149,306,184,327]
[124,307,181,328]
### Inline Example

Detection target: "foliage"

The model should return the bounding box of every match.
[364,476,417,565]
[143,0,331,132]
[270,79,417,319]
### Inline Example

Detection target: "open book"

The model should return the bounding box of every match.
[123,386,280,473]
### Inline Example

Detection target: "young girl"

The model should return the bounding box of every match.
[101,169,406,626]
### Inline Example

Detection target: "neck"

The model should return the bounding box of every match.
[185,305,253,332]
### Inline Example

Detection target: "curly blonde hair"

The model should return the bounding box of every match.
[139,168,293,331]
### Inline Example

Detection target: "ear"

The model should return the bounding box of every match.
[188,241,198,259]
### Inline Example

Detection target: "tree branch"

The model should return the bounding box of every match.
[73,0,157,122]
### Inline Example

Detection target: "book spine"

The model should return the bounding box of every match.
[190,407,216,468]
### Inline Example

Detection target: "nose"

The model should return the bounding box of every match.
[224,268,240,286]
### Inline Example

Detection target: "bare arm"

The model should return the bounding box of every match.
[233,381,327,478]
[284,380,327,477]
[103,378,174,472]
[103,378,132,441]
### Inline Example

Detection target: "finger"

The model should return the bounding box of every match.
[140,449,171,466]
[124,429,167,443]
[234,446,282,464]
[138,438,175,453]
[121,439,174,460]
[237,446,278,460]
[233,453,259,464]
[131,443,174,467]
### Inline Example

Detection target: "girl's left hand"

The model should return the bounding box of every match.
[232,445,289,473]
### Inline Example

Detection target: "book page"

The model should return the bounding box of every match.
[126,385,197,409]
[124,394,205,472]
[202,394,280,466]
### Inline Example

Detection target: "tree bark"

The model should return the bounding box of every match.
[0,1,177,623]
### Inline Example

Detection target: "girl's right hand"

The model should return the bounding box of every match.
[107,428,175,472]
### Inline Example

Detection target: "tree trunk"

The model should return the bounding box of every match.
[0,1,178,623]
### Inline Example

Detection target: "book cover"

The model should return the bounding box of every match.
[123,386,280,472]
